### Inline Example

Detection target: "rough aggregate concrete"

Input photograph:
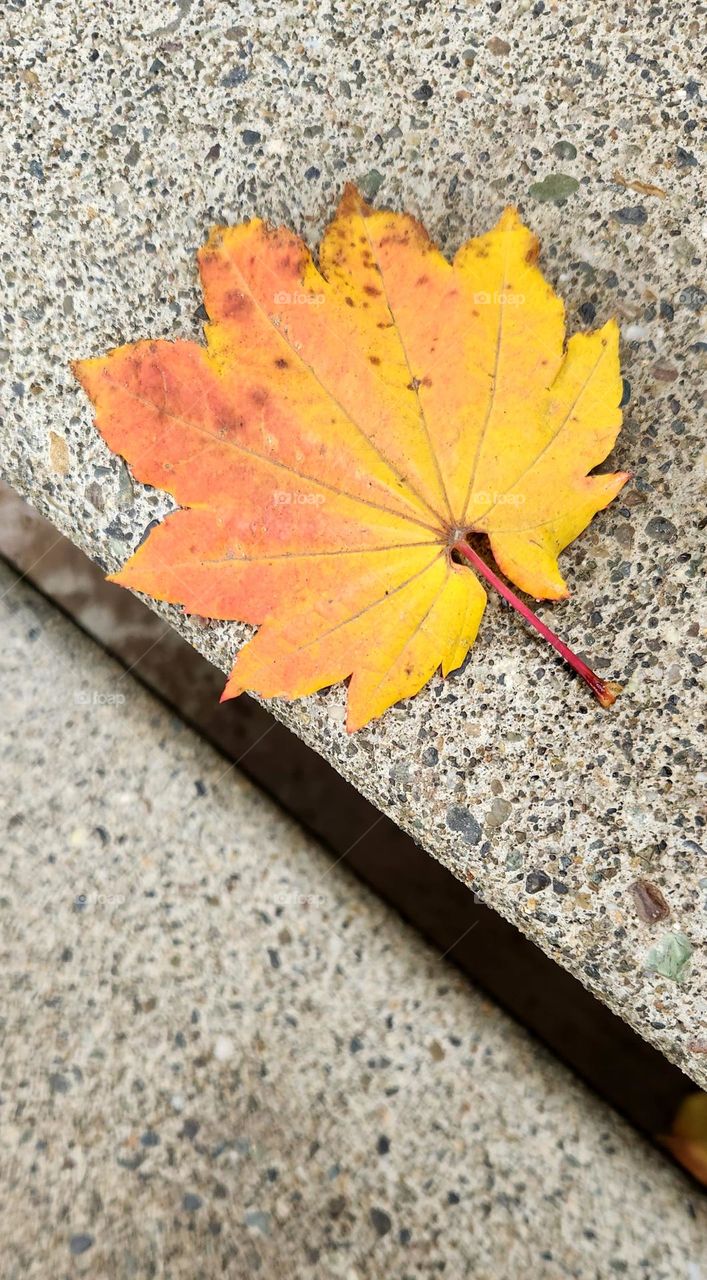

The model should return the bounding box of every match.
[1,1,704,1083]
[1,561,706,1279]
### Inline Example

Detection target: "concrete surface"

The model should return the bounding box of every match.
[1,559,706,1279]
[1,1,705,1089]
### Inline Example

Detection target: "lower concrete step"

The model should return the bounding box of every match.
[1,560,704,1280]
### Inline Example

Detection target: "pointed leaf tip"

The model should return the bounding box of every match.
[336,181,373,217]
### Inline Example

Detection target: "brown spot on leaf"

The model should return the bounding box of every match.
[415,275,429,287]
[275,357,289,369]
[369,355,381,366]
[363,283,381,297]
[223,289,251,316]
[218,412,246,437]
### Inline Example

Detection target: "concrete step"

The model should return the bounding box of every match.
[1,0,703,1082]
[1,561,704,1279]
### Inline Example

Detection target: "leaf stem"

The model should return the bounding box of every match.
[453,539,621,708]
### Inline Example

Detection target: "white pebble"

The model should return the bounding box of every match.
[214,1035,235,1061]
[623,323,650,341]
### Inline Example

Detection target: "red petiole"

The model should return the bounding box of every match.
[454,539,621,708]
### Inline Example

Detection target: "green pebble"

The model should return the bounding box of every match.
[359,169,385,200]
[554,140,577,160]
[528,173,580,202]
[645,931,693,983]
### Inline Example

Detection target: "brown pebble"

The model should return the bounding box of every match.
[651,362,678,382]
[628,878,670,923]
[48,430,70,475]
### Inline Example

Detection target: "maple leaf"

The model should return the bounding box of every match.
[73,185,628,731]
[662,1092,707,1185]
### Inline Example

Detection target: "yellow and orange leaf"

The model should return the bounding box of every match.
[73,185,628,731]
[662,1093,707,1185]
